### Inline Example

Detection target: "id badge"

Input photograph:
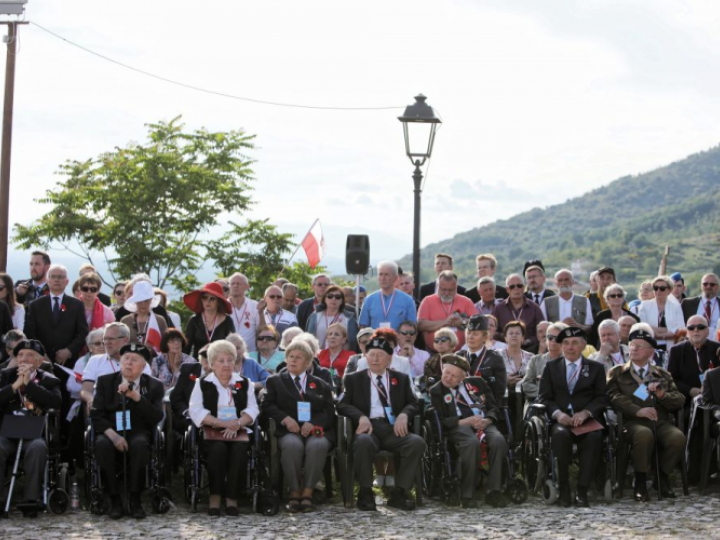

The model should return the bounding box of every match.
[297,401,311,422]
[218,406,238,421]
[384,406,396,425]
[700,373,705,384]
[471,407,482,417]
[115,410,131,431]
[634,384,650,401]
[379,322,391,329]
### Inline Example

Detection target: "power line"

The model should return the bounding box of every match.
[29,21,404,111]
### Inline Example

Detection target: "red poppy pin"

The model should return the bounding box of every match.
[390,378,398,386]
[60,304,67,312]
[308,382,317,390]
[189,374,197,382]
[312,426,325,438]
[468,385,479,394]
[444,394,453,404]
[235,381,242,390]
[244,321,251,329]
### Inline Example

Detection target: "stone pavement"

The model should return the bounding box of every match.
[4,490,719,540]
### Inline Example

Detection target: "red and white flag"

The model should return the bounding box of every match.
[301,219,326,269]
[146,313,163,353]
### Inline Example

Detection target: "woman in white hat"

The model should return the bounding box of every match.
[120,281,168,352]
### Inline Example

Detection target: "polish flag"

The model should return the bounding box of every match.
[301,220,326,269]
[146,314,163,353]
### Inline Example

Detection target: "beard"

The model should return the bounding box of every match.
[439,294,454,303]
[559,286,573,295]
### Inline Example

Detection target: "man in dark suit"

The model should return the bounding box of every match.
[90,344,164,519]
[296,274,331,330]
[668,315,720,402]
[464,253,508,303]
[681,273,720,328]
[538,327,609,507]
[419,253,466,302]
[24,264,89,368]
[429,354,508,508]
[524,262,556,306]
[701,362,720,409]
[0,340,62,516]
[14,250,51,306]
[337,336,424,511]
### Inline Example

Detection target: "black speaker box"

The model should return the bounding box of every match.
[346,235,369,275]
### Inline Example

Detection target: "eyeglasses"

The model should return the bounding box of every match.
[201,295,217,301]
[114,290,125,296]
[80,286,98,293]
[89,341,104,347]
[325,294,343,300]
[507,284,524,290]
[434,336,451,344]
[103,336,123,343]
[607,294,624,299]
[703,282,719,288]
[257,335,277,342]
[267,295,282,300]
[399,330,417,336]
[546,335,559,342]
[315,282,330,288]
[687,324,708,331]
[629,344,653,351]
[653,286,669,292]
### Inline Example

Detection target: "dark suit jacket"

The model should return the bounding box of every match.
[538,356,609,419]
[15,280,49,307]
[170,362,203,418]
[0,367,62,418]
[667,339,720,401]
[429,376,499,431]
[464,284,508,303]
[261,371,335,443]
[196,374,252,420]
[0,301,13,336]
[24,294,89,367]
[589,309,639,348]
[681,296,720,324]
[337,369,419,428]
[296,297,318,331]
[90,372,164,435]
[525,289,556,304]
[419,281,467,303]
[457,348,507,406]
[275,359,333,388]
[701,366,720,407]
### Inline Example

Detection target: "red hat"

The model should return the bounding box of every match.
[183,282,232,314]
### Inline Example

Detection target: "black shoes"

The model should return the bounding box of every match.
[659,473,676,499]
[109,496,124,520]
[574,486,590,508]
[558,485,572,508]
[387,488,415,511]
[461,498,478,509]
[485,490,509,508]
[356,488,377,511]
[208,507,221,517]
[634,472,649,502]
[129,494,146,520]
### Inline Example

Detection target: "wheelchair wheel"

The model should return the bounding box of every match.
[48,489,70,514]
[505,478,528,505]
[523,418,545,492]
[421,420,441,498]
[541,478,558,505]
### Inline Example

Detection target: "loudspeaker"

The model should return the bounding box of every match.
[346,235,370,275]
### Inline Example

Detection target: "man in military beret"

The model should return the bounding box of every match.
[538,327,609,507]
[429,354,509,508]
[337,336,424,511]
[90,344,164,519]
[607,329,685,501]
[456,314,507,406]
[0,340,62,516]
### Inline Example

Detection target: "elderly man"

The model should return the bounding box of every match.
[261,285,299,337]
[618,315,636,345]
[24,264,89,367]
[90,344,164,519]
[337,336,424,511]
[465,253,508,303]
[524,264,555,306]
[668,314,720,402]
[227,273,263,352]
[296,274,332,330]
[281,283,299,314]
[521,322,567,406]
[472,276,501,315]
[538,327,609,507]
[14,251,52,306]
[541,269,593,332]
[429,354,509,508]
[586,266,619,319]
[359,261,416,331]
[419,254,466,302]
[607,329,686,501]
[0,340,62,516]
[395,320,430,378]
[589,319,629,373]
[682,273,720,328]
[455,315,506,405]
[491,274,545,351]
[418,271,478,353]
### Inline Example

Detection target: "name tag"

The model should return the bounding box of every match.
[297,401,311,422]
[379,322,391,329]
[634,384,650,401]
[116,410,131,431]
[471,407,483,417]
[218,406,238,420]
[384,406,396,425]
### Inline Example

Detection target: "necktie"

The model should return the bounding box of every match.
[376,375,389,408]
[470,353,478,366]
[638,368,645,380]
[567,362,578,394]
[453,388,474,418]
[52,296,61,324]
[534,294,540,304]
[705,301,712,323]
[294,375,303,395]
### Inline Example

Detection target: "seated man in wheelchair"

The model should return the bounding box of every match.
[337,335,425,512]
[428,354,509,508]
[0,340,62,516]
[538,327,609,508]
[456,315,507,407]
[90,344,164,519]
[607,329,685,501]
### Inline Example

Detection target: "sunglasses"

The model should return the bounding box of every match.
[687,324,708,331]
[507,284,524,290]
[325,294,343,300]
[434,336,451,344]
[399,330,417,336]
[703,282,719,287]
[607,294,624,299]
[653,285,669,292]
[546,335,559,342]
[257,335,277,342]
[114,290,125,296]
[201,295,217,301]
[267,295,282,300]
[80,286,98,293]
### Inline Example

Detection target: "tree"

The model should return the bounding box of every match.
[13,117,255,289]
[282,262,329,298]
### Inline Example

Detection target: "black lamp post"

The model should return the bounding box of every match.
[398,94,441,299]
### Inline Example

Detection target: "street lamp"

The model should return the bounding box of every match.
[398,94,441,299]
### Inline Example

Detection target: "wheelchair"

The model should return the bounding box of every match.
[522,403,616,504]
[184,418,278,515]
[421,405,527,506]
[694,395,720,493]
[84,418,171,515]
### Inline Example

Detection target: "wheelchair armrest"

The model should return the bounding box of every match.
[268,418,277,437]
[527,403,547,419]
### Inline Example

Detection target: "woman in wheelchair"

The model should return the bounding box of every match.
[188,339,258,517]
[428,354,509,508]
[261,339,335,512]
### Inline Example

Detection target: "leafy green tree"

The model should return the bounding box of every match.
[282,262,329,298]
[13,117,255,289]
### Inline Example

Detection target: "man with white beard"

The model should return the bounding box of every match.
[541,269,593,333]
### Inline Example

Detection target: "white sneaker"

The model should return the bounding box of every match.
[385,475,395,487]
[373,475,385,487]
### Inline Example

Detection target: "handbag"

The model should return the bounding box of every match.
[202,426,249,442]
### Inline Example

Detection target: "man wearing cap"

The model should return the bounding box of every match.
[455,315,506,406]
[0,340,62,516]
[670,273,687,302]
[586,267,619,319]
[667,314,720,402]
[429,354,509,508]
[90,344,164,519]
[337,336,424,511]
[607,329,685,501]
[524,263,556,306]
[589,320,630,373]
[538,327,609,507]
[681,273,720,328]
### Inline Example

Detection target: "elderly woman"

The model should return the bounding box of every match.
[248,325,285,372]
[114,274,173,327]
[485,315,507,351]
[120,281,169,352]
[184,283,236,357]
[423,327,459,385]
[317,323,354,380]
[306,284,359,351]
[280,327,304,350]
[262,339,335,512]
[589,284,639,348]
[189,339,259,517]
[75,327,106,375]
[638,276,685,351]
[226,333,269,390]
[151,329,196,391]
[500,321,532,428]
[0,329,26,369]
[78,273,115,332]
[0,273,23,331]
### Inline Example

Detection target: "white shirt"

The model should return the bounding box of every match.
[230,297,260,352]
[632,362,650,380]
[188,372,259,428]
[541,294,594,325]
[452,384,480,417]
[696,296,720,330]
[368,370,391,419]
[168,311,182,330]
[356,354,412,377]
[82,353,151,382]
[11,304,24,331]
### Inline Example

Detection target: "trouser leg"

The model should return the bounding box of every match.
[94,435,118,496]
[353,433,380,489]
[0,436,18,500]
[376,424,425,491]
[576,430,603,488]
[626,423,654,474]
[448,426,481,498]
[127,432,151,494]
[278,434,305,492]
[21,438,48,501]
[656,422,686,476]
[550,424,572,486]
[483,424,508,492]
[303,436,331,490]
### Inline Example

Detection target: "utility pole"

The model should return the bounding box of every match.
[0,20,19,271]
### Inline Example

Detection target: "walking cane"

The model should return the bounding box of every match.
[122,382,134,513]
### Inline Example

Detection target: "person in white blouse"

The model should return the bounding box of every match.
[0,272,24,331]
[189,339,258,517]
[638,276,685,350]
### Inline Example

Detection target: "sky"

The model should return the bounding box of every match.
[2,0,720,286]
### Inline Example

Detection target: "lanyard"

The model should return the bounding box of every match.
[509,300,524,321]
[232,300,249,329]
[471,347,488,375]
[611,350,625,366]
[321,312,342,348]
[203,313,218,342]
[380,291,396,320]
[369,371,391,406]
[106,355,118,372]
[265,310,281,327]
[294,373,308,400]
[440,297,455,318]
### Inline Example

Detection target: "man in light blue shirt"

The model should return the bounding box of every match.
[359,261,417,330]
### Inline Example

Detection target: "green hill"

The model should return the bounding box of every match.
[397,145,720,294]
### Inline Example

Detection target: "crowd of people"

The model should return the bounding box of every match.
[1,249,720,518]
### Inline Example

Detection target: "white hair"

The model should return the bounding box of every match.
[377,260,399,276]
[598,319,620,335]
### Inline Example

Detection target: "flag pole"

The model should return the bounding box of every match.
[276,218,319,280]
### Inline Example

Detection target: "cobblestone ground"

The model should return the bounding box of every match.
[5,487,719,539]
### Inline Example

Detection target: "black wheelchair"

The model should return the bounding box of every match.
[694,395,720,493]
[522,403,616,504]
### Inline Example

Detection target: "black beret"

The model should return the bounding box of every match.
[366,337,394,356]
[119,343,152,362]
[597,266,615,277]
[13,339,45,358]
[523,259,545,274]
[628,329,657,349]
[441,354,470,373]
[467,314,489,332]
[557,327,587,343]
